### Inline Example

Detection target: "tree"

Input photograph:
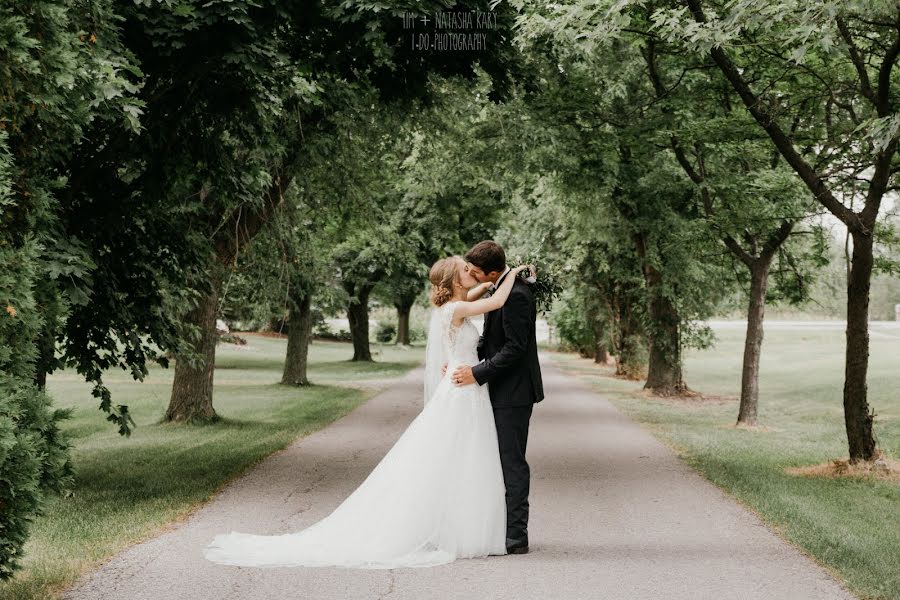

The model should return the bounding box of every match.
[0,0,136,575]
[3,0,525,431]
[335,234,389,362]
[512,0,857,424]
[648,0,900,459]
[161,0,520,407]
[54,0,328,426]
[376,76,516,344]
[504,33,729,395]
[63,1,520,419]
[219,195,337,387]
[639,34,826,424]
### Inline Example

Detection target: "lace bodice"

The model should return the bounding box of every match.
[440,301,480,364]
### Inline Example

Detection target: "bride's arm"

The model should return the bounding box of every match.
[466,281,492,301]
[452,265,529,321]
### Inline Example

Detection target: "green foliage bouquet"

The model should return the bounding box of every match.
[510,254,564,314]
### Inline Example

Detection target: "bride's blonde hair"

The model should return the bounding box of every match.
[429,256,462,307]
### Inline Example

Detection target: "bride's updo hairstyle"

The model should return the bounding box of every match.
[429,256,461,307]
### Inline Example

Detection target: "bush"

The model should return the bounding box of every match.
[267,316,288,334]
[0,237,73,579]
[219,333,247,345]
[0,381,74,579]
[313,321,352,342]
[375,321,396,343]
[408,325,427,343]
[551,293,595,355]
[618,334,649,380]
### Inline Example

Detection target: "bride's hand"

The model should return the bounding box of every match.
[514,264,535,279]
[453,263,532,319]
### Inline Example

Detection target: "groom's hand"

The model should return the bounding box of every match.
[452,365,476,387]
[441,362,448,376]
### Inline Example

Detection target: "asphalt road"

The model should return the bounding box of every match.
[64,358,855,600]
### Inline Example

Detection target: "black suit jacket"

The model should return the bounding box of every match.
[471,271,544,408]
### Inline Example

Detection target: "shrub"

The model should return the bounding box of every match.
[408,325,426,343]
[219,333,247,345]
[618,334,649,380]
[313,323,352,342]
[0,237,74,579]
[375,321,396,343]
[0,382,74,579]
[551,293,595,356]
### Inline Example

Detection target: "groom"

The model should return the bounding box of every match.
[452,240,544,555]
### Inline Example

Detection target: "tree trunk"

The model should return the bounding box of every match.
[682,3,886,460]
[347,287,373,362]
[282,293,312,386]
[634,230,687,395]
[165,157,296,423]
[590,310,608,363]
[594,338,609,364]
[395,301,412,346]
[165,271,221,423]
[844,231,877,462]
[33,327,52,390]
[737,261,771,426]
[644,291,686,395]
[613,293,647,379]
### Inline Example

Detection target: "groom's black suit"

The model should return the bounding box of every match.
[471,269,544,544]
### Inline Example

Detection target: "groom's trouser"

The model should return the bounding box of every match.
[493,404,533,541]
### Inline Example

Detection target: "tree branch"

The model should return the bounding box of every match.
[875,18,900,116]
[684,0,865,233]
[722,234,755,267]
[213,148,300,266]
[836,16,876,105]
[761,219,795,258]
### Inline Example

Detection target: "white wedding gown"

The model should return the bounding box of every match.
[203,300,507,569]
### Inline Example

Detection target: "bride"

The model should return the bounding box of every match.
[203,257,532,569]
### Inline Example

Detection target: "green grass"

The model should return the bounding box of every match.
[0,336,423,600]
[551,324,900,600]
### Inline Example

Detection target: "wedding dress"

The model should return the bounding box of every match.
[203,300,507,569]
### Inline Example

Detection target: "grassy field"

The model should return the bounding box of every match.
[0,335,424,600]
[551,322,900,600]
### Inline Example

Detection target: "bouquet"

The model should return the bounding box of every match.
[509,253,563,314]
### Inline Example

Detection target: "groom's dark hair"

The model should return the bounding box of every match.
[465,240,506,274]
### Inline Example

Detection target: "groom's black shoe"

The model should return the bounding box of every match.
[506,537,529,555]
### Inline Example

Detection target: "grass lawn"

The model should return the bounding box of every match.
[0,335,424,600]
[551,322,900,600]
